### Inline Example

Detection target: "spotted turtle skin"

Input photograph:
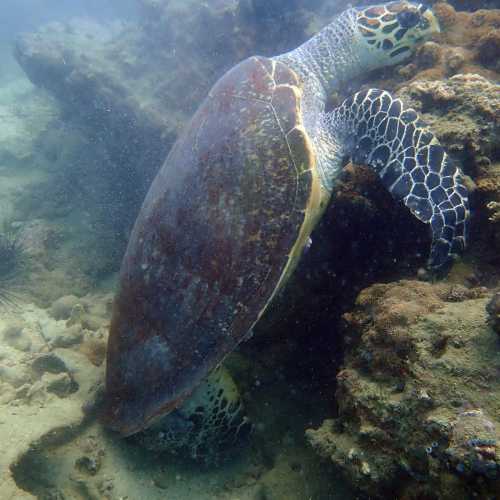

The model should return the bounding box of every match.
[104,56,324,436]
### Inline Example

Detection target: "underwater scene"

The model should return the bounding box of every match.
[0,0,499,499]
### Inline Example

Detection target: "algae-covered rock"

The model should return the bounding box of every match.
[306,280,500,499]
[396,74,499,168]
[49,294,81,320]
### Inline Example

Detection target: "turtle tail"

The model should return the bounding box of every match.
[327,88,469,270]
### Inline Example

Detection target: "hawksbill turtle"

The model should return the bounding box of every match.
[102,1,470,458]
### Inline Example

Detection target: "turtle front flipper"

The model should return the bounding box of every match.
[325,89,470,269]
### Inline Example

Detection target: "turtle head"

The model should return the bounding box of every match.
[354,2,440,66]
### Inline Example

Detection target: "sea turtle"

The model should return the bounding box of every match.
[103,1,469,449]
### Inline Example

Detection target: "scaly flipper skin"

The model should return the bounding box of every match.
[325,89,469,268]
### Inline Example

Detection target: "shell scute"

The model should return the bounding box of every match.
[286,126,314,176]
[273,60,300,87]
[209,56,275,102]
[272,84,301,135]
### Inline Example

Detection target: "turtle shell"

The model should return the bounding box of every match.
[104,56,326,436]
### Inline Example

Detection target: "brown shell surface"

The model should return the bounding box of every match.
[104,56,321,436]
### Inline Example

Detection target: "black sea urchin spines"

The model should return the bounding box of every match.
[0,224,26,309]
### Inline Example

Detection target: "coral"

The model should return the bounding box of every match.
[416,41,443,69]
[476,29,500,71]
[364,4,500,88]
[432,4,500,78]
[306,280,499,499]
[396,74,499,169]
[0,223,25,280]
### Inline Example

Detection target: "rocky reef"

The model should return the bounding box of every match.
[306,281,500,499]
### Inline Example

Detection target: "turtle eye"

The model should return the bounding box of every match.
[397,10,420,28]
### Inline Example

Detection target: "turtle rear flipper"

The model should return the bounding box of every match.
[326,88,469,269]
[135,366,251,464]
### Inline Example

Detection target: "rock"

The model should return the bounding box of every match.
[85,292,114,319]
[44,372,78,398]
[50,324,84,348]
[416,41,442,69]
[445,48,466,74]
[476,29,500,71]
[9,0,500,300]
[74,438,104,476]
[80,315,103,332]
[17,219,62,259]
[74,455,101,476]
[0,364,30,388]
[79,338,106,367]
[446,408,498,479]
[306,280,500,499]
[31,352,68,374]
[50,295,81,320]
[446,0,499,10]
[397,74,500,167]
[2,320,31,352]
[0,341,102,500]
[0,382,16,404]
